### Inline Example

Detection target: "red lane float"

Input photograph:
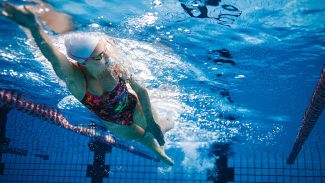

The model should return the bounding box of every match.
[0,89,159,162]
[287,65,325,164]
[0,89,111,140]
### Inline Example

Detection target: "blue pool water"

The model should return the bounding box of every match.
[0,0,325,182]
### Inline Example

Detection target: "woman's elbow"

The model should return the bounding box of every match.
[131,81,146,93]
[136,88,148,99]
[139,85,147,93]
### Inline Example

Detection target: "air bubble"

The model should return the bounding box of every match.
[89,23,100,28]
[184,29,190,33]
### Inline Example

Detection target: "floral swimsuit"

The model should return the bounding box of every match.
[79,67,137,126]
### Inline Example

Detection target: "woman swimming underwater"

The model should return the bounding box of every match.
[1,3,174,165]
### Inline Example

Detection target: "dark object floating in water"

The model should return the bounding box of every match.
[180,3,208,18]
[220,90,230,97]
[206,0,221,6]
[220,89,234,103]
[209,49,233,58]
[207,143,234,183]
[222,4,239,11]
[208,49,236,65]
[218,113,238,121]
[224,115,237,121]
[179,1,241,27]
[211,58,236,66]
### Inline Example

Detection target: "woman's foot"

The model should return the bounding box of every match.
[159,152,174,166]
[140,132,174,166]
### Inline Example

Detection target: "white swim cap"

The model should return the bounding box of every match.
[64,34,100,63]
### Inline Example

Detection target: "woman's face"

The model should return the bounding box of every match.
[83,38,110,73]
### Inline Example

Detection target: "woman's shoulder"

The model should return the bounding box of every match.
[65,62,89,99]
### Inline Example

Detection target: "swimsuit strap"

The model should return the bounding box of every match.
[77,63,89,93]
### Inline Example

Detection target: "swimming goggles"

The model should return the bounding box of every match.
[68,48,106,63]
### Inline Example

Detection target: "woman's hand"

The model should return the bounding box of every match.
[1,3,38,29]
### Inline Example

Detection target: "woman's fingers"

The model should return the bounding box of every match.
[1,3,30,17]
[1,9,9,17]
[1,2,72,33]
[0,2,37,28]
[1,3,19,19]
[1,3,11,17]
[2,3,16,13]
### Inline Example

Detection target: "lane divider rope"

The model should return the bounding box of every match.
[287,65,325,164]
[0,90,159,162]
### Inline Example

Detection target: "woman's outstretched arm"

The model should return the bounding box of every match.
[1,3,83,98]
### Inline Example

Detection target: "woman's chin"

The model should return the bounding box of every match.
[86,64,105,75]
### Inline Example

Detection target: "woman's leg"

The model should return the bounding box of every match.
[151,108,174,133]
[139,132,174,166]
[102,121,145,140]
[102,121,173,165]
[27,0,74,33]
